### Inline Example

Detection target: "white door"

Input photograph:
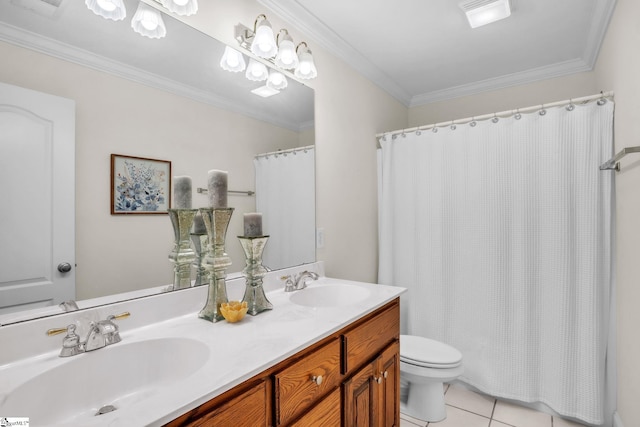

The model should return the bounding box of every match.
[0,81,75,314]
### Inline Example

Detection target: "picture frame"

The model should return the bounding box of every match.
[111,154,171,215]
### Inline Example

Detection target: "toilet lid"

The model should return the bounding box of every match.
[400,335,462,368]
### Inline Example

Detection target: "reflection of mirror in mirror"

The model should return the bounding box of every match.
[0,0,315,324]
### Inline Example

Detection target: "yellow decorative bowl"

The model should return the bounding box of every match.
[220,301,249,323]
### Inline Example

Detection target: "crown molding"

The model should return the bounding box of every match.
[260,0,616,108]
[409,58,592,106]
[0,21,307,132]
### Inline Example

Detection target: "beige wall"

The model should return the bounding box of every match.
[182,0,408,283]
[594,0,640,425]
[0,40,300,299]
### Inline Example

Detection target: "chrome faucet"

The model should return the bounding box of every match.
[47,312,130,357]
[295,271,319,290]
[282,270,319,292]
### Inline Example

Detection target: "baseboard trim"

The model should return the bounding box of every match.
[614,411,624,427]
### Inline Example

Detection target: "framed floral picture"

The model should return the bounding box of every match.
[111,154,171,214]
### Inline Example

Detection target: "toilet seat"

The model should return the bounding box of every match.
[400,335,462,369]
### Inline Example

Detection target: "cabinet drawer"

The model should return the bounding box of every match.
[343,300,400,375]
[289,387,341,427]
[274,337,341,425]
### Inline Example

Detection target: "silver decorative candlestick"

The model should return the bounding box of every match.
[239,235,272,315]
[190,232,208,287]
[168,208,198,290]
[198,207,234,322]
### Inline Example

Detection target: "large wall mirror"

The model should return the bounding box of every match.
[0,0,315,324]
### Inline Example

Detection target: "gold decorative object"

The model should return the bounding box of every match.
[220,301,249,323]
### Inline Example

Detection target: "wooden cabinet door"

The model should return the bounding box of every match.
[343,361,377,427]
[377,341,400,427]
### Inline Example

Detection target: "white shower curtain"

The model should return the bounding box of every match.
[254,147,315,271]
[378,101,614,425]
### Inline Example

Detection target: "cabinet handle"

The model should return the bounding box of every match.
[311,375,323,385]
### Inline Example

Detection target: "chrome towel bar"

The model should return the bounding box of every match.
[600,146,640,171]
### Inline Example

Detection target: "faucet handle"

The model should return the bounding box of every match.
[102,312,130,345]
[281,275,295,292]
[47,324,83,357]
[108,311,131,321]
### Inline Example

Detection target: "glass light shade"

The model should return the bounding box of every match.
[161,0,198,16]
[294,48,317,80]
[267,70,288,90]
[220,46,246,72]
[131,2,167,39]
[245,59,268,82]
[275,37,299,70]
[251,19,278,58]
[85,0,126,21]
[464,0,511,28]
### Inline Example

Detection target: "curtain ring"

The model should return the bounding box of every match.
[539,104,547,116]
[401,132,407,138]
[432,126,438,133]
[492,113,499,123]
[566,99,575,111]
[470,117,477,127]
[415,130,421,136]
[450,120,456,130]
[514,109,522,120]
[597,93,607,105]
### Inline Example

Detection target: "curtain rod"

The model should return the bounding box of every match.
[376,91,614,139]
[255,145,314,159]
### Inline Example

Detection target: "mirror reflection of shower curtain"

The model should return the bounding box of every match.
[378,100,614,426]
[254,147,315,271]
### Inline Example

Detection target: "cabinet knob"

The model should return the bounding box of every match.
[375,376,383,384]
[383,370,388,379]
[311,375,323,385]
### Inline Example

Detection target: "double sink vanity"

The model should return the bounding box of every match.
[0,263,405,426]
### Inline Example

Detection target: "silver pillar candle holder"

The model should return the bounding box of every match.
[238,235,272,315]
[190,232,208,287]
[168,208,198,290]
[198,207,234,322]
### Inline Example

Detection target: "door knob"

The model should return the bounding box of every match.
[57,262,72,273]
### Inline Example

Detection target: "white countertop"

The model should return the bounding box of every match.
[0,266,405,426]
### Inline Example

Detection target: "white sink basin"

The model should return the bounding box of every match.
[290,284,371,307]
[0,337,209,426]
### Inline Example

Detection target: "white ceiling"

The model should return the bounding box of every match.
[260,0,617,106]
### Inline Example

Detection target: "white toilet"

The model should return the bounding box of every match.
[400,334,464,422]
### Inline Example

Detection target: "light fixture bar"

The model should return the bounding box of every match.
[460,0,511,28]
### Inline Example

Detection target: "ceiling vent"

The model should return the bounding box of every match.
[10,0,65,18]
[459,0,512,28]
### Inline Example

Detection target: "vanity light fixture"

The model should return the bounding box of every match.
[232,14,318,80]
[85,0,126,21]
[294,42,317,80]
[160,0,198,16]
[267,70,288,90]
[250,14,278,59]
[460,0,511,28]
[274,30,299,70]
[245,58,269,82]
[131,2,167,39]
[220,46,247,72]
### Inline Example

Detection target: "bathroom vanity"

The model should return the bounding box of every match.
[0,263,405,426]
[166,298,400,426]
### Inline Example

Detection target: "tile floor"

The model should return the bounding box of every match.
[400,384,588,427]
